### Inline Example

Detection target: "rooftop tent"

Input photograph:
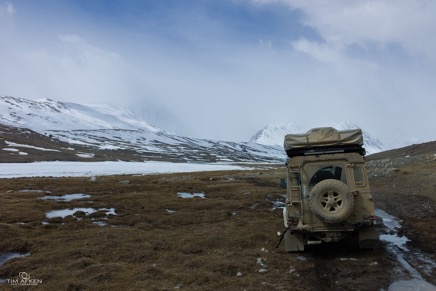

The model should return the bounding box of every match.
[284,127,364,157]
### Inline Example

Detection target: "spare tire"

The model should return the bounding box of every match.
[309,179,354,224]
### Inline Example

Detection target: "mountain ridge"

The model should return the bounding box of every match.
[0,96,284,163]
[2,95,428,161]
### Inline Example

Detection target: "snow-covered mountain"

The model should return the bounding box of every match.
[0,96,284,163]
[250,122,303,146]
[0,96,160,132]
[250,121,385,155]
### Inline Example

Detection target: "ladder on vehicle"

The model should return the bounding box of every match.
[288,169,304,218]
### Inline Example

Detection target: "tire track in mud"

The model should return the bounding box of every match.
[313,256,336,291]
[376,208,436,289]
[274,208,436,291]
[268,195,394,291]
[299,208,436,291]
[311,253,367,291]
[298,240,399,291]
[300,209,436,291]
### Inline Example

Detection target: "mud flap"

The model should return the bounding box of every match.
[284,231,305,252]
[358,225,379,249]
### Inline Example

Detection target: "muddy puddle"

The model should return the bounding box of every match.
[39,193,91,201]
[376,209,436,290]
[266,193,286,209]
[18,190,51,193]
[39,193,116,226]
[388,278,436,291]
[0,253,30,284]
[177,192,206,199]
[0,253,30,268]
[46,207,116,219]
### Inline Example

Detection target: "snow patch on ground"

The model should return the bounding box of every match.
[76,153,95,158]
[0,161,253,178]
[5,141,60,152]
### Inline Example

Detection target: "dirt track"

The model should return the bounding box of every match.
[0,163,434,290]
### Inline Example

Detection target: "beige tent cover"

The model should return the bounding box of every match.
[284,127,363,151]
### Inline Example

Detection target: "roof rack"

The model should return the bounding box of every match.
[284,127,365,158]
[285,144,366,158]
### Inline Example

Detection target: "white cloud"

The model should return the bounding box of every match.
[246,0,436,142]
[268,1,436,61]
[56,34,121,66]
[0,32,131,103]
[291,38,340,63]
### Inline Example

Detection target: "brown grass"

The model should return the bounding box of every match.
[0,167,433,290]
[0,169,298,290]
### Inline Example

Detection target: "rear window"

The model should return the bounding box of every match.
[307,164,346,186]
[353,165,366,186]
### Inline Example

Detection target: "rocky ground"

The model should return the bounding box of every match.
[0,143,435,290]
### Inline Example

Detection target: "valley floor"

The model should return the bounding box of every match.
[0,164,434,290]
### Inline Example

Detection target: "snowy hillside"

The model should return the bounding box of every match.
[0,96,285,163]
[251,121,385,155]
[0,96,161,132]
[249,122,303,146]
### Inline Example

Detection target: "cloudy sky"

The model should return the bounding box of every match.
[1,0,435,143]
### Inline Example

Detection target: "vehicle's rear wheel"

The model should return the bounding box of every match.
[309,179,354,223]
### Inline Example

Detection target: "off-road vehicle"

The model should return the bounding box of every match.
[281,127,379,251]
